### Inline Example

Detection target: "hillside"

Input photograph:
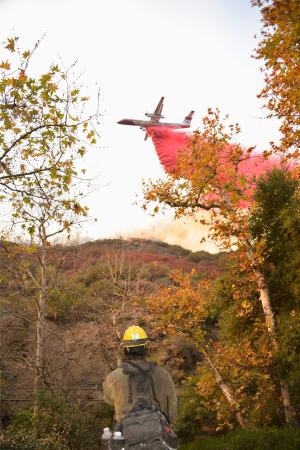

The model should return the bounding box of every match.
[61,237,227,276]
[0,238,227,422]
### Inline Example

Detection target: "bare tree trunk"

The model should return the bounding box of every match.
[280,380,299,427]
[34,294,45,416]
[252,266,277,345]
[248,246,299,427]
[202,347,247,428]
[33,245,47,417]
[96,246,145,368]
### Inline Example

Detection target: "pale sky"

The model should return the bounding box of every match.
[0,0,279,251]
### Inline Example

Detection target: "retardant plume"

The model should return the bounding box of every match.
[147,126,281,179]
[147,127,188,172]
[147,126,285,207]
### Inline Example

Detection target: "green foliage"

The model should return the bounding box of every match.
[143,261,170,281]
[275,311,300,411]
[0,36,99,241]
[1,391,114,450]
[175,379,216,438]
[147,241,190,257]
[203,275,233,327]
[277,312,300,378]
[180,427,300,450]
[46,280,94,323]
[211,270,263,345]
[0,429,69,450]
[191,170,300,428]
[250,169,300,312]
[188,252,227,272]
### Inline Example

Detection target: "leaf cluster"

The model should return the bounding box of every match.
[0,36,100,242]
[252,0,300,156]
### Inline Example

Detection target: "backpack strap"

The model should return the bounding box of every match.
[128,373,133,403]
[124,361,161,411]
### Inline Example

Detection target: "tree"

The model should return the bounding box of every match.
[0,36,99,207]
[252,0,300,157]
[0,36,100,417]
[146,270,248,428]
[142,109,298,426]
[209,170,300,426]
[211,262,286,426]
[91,244,149,367]
[250,169,300,314]
[249,169,300,416]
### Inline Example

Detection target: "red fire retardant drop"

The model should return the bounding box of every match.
[148,126,282,184]
[147,126,289,208]
[147,127,188,172]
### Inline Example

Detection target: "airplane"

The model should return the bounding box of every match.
[118,97,194,140]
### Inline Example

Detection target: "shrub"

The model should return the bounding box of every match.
[175,377,216,438]
[179,427,300,450]
[1,391,114,450]
[0,429,69,450]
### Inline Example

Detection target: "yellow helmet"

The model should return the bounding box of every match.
[122,325,148,348]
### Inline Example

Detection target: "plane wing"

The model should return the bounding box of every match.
[145,97,165,122]
[144,97,163,141]
[154,97,164,116]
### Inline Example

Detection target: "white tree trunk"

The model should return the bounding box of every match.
[252,267,277,346]
[33,294,45,416]
[280,379,299,427]
[202,347,247,428]
[249,247,299,427]
[33,246,47,417]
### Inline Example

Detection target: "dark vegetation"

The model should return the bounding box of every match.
[2,176,300,448]
[180,428,300,450]
[2,174,300,446]
[1,0,300,446]
[0,238,227,449]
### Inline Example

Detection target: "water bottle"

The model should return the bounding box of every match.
[111,431,126,450]
[101,427,112,449]
[162,425,178,450]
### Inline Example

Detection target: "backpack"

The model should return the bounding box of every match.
[120,360,169,450]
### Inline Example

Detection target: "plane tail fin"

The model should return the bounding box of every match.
[184,111,194,125]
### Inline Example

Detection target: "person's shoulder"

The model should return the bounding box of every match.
[104,367,124,383]
[152,364,172,379]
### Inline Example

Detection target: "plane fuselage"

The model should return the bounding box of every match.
[117,119,190,128]
[118,97,194,140]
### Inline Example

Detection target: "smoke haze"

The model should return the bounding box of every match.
[124,212,219,253]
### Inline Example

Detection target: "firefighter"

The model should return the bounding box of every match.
[103,325,177,427]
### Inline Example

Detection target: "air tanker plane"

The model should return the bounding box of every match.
[118,97,194,140]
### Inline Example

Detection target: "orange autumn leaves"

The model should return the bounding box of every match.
[252,0,300,157]
[146,270,211,344]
